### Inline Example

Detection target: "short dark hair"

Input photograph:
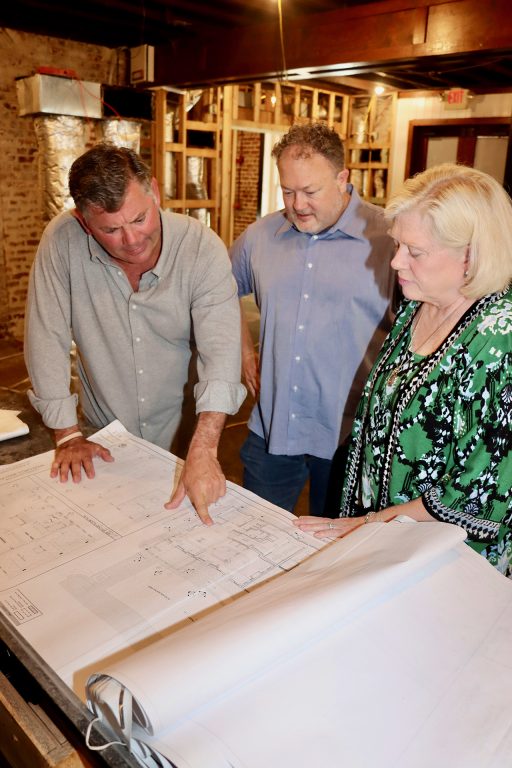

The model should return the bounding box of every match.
[69,142,153,214]
[271,123,345,172]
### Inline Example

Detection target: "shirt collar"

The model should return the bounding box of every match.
[327,185,372,241]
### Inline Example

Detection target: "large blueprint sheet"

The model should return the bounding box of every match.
[2,421,512,768]
[0,421,326,692]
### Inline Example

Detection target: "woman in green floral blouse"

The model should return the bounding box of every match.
[295,163,512,577]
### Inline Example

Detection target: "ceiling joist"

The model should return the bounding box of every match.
[153,0,512,92]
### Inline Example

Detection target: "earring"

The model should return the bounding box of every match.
[463,269,469,278]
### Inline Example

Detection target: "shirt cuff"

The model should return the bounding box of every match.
[194,380,247,416]
[27,389,79,430]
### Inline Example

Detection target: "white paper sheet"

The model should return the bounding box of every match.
[162,541,512,768]
[90,522,512,768]
[0,408,29,440]
[2,421,511,768]
[0,421,326,689]
[89,519,467,732]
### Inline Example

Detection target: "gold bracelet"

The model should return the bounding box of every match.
[56,431,83,447]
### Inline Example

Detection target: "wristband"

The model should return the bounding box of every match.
[56,431,83,447]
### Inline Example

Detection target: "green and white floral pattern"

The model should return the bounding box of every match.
[341,287,512,577]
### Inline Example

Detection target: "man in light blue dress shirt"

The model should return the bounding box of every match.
[230,123,395,516]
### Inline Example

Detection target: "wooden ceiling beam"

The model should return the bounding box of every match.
[153,0,512,87]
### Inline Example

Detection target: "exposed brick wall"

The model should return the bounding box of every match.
[233,131,263,241]
[0,28,127,341]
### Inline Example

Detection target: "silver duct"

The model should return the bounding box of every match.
[185,91,210,226]
[102,119,141,152]
[33,115,85,220]
[164,103,177,199]
[186,156,209,227]
[32,116,142,221]
[164,90,210,225]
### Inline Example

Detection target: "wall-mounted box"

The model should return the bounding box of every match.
[130,45,155,84]
[16,74,102,118]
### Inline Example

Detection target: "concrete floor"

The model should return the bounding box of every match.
[0,338,29,394]
[0,296,309,514]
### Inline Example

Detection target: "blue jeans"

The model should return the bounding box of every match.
[240,431,333,517]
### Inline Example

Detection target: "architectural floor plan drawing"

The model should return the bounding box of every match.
[2,422,512,768]
[0,421,327,689]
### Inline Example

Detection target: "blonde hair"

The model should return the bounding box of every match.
[385,163,512,298]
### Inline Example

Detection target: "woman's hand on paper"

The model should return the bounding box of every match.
[293,515,365,539]
[51,437,114,482]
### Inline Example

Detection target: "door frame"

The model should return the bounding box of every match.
[405,117,512,192]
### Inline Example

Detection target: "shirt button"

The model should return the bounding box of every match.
[138,369,144,374]
[312,235,318,240]
[135,337,141,342]
[132,304,137,310]
[295,355,301,362]
[140,397,145,402]
[298,324,304,331]
[308,262,313,269]
[291,413,296,419]
[303,293,309,299]
[293,385,298,391]
[142,422,147,427]
[117,270,122,276]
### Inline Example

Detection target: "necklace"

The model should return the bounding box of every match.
[386,297,467,387]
